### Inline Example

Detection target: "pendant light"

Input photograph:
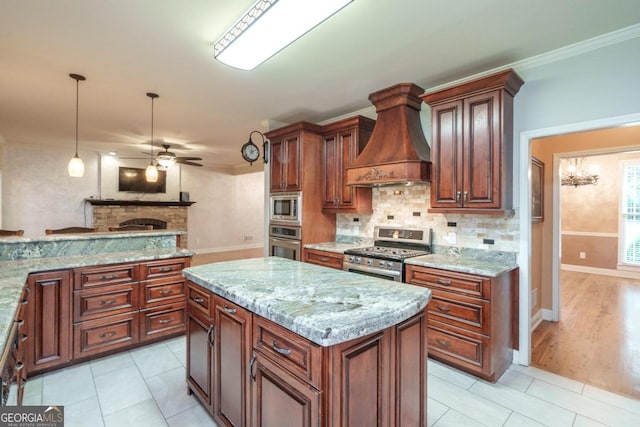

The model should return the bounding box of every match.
[68,73,86,177]
[145,92,159,182]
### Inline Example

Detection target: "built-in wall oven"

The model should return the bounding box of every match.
[343,227,432,282]
[268,224,302,261]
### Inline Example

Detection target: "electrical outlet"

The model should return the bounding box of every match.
[579,252,586,259]
[447,231,457,245]
[244,235,253,241]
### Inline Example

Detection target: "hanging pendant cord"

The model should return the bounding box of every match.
[150,96,154,165]
[75,78,79,156]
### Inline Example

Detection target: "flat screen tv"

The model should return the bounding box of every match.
[118,167,167,193]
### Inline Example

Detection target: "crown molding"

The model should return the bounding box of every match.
[424,23,640,95]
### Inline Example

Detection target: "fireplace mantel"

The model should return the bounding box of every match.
[85,199,195,207]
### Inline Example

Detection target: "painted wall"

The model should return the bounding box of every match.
[530,126,640,311]
[0,141,265,251]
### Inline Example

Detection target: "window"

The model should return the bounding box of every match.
[620,159,640,267]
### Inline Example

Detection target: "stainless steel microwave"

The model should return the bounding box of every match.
[269,192,302,225]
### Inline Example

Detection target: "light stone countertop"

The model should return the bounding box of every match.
[405,248,518,277]
[303,241,371,254]
[0,247,193,357]
[182,257,431,347]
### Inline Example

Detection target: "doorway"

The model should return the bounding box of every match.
[528,142,640,397]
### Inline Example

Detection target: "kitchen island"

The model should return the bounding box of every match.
[183,257,432,427]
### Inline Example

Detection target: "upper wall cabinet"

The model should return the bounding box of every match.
[321,116,375,214]
[421,69,524,215]
[266,122,324,193]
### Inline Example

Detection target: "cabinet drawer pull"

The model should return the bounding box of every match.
[99,274,119,281]
[223,304,236,314]
[249,353,257,382]
[15,361,24,372]
[271,340,291,356]
[158,318,173,324]
[99,331,117,339]
[15,319,24,327]
[193,297,205,303]
[435,338,451,348]
[435,278,452,286]
[158,289,173,296]
[463,191,468,202]
[158,267,173,273]
[456,191,461,204]
[98,299,117,306]
[319,257,329,262]
[21,287,30,304]
[435,303,452,313]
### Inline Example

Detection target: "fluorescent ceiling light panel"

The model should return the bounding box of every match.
[214,0,353,70]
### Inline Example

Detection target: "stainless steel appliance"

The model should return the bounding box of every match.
[269,192,302,225]
[268,224,302,261]
[343,226,432,282]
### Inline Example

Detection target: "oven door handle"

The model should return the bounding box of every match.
[343,263,402,279]
[269,237,301,246]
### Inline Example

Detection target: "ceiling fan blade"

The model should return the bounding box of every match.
[176,156,203,161]
[119,156,148,159]
[177,160,203,167]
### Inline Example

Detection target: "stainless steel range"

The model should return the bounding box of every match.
[343,226,432,282]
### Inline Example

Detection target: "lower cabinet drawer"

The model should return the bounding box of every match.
[427,320,490,375]
[74,284,139,322]
[74,312,139,359]
[139,303,186,342]
[140,277,186,308]
[304,249,343,270]
[427,290,489,335]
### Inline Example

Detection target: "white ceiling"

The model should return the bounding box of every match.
[1,0,639,171]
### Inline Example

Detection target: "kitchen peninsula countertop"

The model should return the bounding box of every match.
[0,230,191,359]
[303,235,372,254]
[182,257,431,346]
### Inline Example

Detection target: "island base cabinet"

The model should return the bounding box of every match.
[186,308,213,409]
[25,270,72,374]
[251,352,321,427]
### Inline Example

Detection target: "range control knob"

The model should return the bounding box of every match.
[387,262,394,269]
[355,257,361,264]
[379,260,386,267]
[367,259,373,266]
[349,256,355,263]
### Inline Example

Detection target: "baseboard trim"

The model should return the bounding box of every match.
[561,264,640,279]
[531,309,543,331]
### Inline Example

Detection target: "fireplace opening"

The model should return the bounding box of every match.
[120,218,167,230]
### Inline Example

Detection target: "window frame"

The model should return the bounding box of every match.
[618,158,640,271]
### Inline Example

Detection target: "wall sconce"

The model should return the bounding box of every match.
[561,157,599,187]
[241,130,269,165]
[214,0,353,70]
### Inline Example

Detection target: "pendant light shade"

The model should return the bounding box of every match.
[68,73,86,177]
[145,92,159,182]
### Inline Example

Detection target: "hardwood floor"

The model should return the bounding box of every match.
[531,270,640,398]
[192,247,264,266]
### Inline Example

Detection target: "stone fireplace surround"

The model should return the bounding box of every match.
[89,201,190,248]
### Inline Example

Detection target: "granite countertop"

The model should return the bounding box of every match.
[183,257,431,347]
[0,247,193,356]
[303,241,371,254]
[0,229,185,244]
[405,248,518,277]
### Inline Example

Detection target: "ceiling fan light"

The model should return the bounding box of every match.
[214,0,353,70]
[156,156,176,168]
[145,163,159,182]
[68,155,85,177]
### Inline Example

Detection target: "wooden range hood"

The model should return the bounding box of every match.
[346,83,431,187]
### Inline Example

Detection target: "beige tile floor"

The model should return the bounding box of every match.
[14,336,640,427]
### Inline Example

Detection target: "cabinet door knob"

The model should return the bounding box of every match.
[463,191,468,203]
[456,191,461,205]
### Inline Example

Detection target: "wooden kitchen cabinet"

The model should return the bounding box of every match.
[213,297,252,427]
[25,270,72,374]
[405,264,516,382]
[186,282,252,427]
[321,116,375,214]
[303,248,343,270]
[269,133,301,192]
[421,68,524,215]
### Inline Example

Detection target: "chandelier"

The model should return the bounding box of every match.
[561,157,599,187]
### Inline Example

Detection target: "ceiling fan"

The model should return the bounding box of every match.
[121,143,203,168]
[154,144,203,168]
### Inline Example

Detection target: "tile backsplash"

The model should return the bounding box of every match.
[336,185,519,252]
